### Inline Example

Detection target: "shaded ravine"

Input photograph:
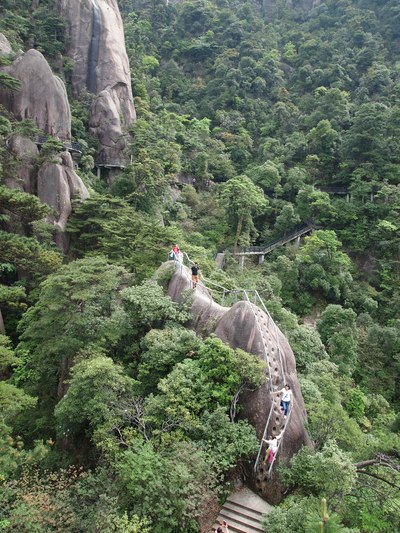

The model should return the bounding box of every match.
[87,0,101,93]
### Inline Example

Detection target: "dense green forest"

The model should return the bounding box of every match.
[1,0,399,531]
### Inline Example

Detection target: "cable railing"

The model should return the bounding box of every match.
[221,288,289,476]
[168,252,219,302]
[167,253,290,476]
[221,289,285,385]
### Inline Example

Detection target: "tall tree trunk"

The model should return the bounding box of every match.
[0,309,5,335]
[234,214,243,254]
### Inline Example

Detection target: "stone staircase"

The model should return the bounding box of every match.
[214,487,273,533]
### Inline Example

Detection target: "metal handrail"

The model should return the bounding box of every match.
[35,134,82,153]
[182,252,234,295]
[254,401,276,473]
[253,290,286,384]
[168,252,216,302]
[248,292,287,473]
[167,252,290,474]
[241,291,277,473]
[266,401,294,477]
[218,287,288,473]
[236,224,313,255]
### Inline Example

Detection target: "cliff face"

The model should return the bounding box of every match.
[0,34,89,251]
[59,0,136,166]
[0,33,12,56]
[7,132,89,252]
[38,152,89,252]
[0,49,71,140]
[5,135,39,193]
[165,263,311,505]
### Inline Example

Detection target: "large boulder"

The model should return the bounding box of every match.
[165,262,311,505]
[59,0,136,167]
[89,85,132,166]
[0,39,89,253]
[0,33,12,56]
[5,135,39,193]
[0,49,71,140]
[37,151,89,252]
[214,301,311,503]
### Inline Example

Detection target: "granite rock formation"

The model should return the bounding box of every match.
[5,135,39,193]
[164,262,311,505]
[37,151,89,252]
[0,33,12,56]
[59,0,136,166]
[0,43,90,251]
[0,49,71,140]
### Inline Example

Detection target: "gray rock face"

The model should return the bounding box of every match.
[88,85,133,166]
[0,39,89,253]
[0,33,12,56]
[0,49,71,140]
[165,262,311,504]
[59,0,136,166]
[6,135,39,193]
[37,151,89,252]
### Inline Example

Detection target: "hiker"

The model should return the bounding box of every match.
[170,243,180,260]
[279,384,292,418]
[191,262,200,288]
[214,520,229,533]
[263,428,284,464]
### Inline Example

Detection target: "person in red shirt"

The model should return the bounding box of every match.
[170,243,180,260]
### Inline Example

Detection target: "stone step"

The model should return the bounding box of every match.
[213,487,274,533]
[216,509,264,533]
[223,500,264,521]
[216,496,266,533]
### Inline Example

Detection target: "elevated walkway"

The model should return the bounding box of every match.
[233,224,313,266]
[35,134,82,155]
[318,185,378,202]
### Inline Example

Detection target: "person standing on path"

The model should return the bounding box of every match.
[171,243,180,260]
[279,384,292,418]
[191,262,200,288]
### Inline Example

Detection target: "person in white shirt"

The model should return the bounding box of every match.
[280,384,292,418]
[263,428,284,464]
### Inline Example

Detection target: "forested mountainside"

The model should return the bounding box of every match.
[0,0,399,531]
